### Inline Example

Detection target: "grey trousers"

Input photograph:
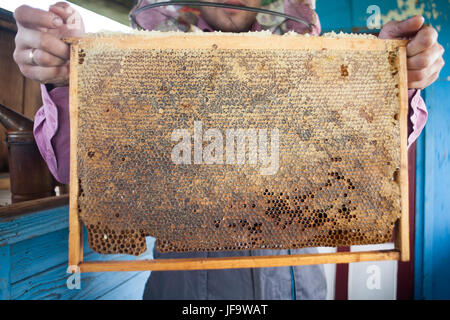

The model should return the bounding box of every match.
[143,247,327,300]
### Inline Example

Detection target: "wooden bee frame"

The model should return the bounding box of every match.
[67,33,409,272]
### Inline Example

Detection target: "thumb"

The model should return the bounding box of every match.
[379,15,424,39]
[47,3,85,38]
[49,2,74,22]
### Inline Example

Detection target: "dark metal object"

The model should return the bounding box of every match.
[0,104,33,132]
[0,103,55,203]
[130,0,313,32]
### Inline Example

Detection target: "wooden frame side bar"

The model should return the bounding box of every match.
[396,46,410,262]
[78,250,400,272]
[68,43,83,267]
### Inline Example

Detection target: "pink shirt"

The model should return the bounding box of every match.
[33,14,428,184]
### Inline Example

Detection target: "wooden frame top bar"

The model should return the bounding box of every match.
[65,33,408,50]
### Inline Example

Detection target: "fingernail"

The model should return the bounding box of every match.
[52,17,63,27]
[66,7,74,14]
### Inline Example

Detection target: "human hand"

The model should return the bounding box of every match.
[13,2,85,87]
[379,15,445,90]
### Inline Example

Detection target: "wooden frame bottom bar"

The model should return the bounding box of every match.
[78,249,400,272]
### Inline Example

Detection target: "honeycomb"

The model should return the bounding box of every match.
[70,33,405,256]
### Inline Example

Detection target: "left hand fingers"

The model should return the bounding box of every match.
[408,42,445,70]
[407,25,438,57]
[408,57,445,89]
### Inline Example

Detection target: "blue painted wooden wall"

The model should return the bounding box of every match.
[0,205,153,300]
[317,0,450,299]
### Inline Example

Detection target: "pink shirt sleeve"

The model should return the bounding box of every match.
[33,84,70,184]
[407,89,428,148]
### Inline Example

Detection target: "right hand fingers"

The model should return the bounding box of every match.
[13,47,67,68]
[13,3,84,85]
[14,5,63,30]
[16,27,70,60]
[18,64,69,86]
